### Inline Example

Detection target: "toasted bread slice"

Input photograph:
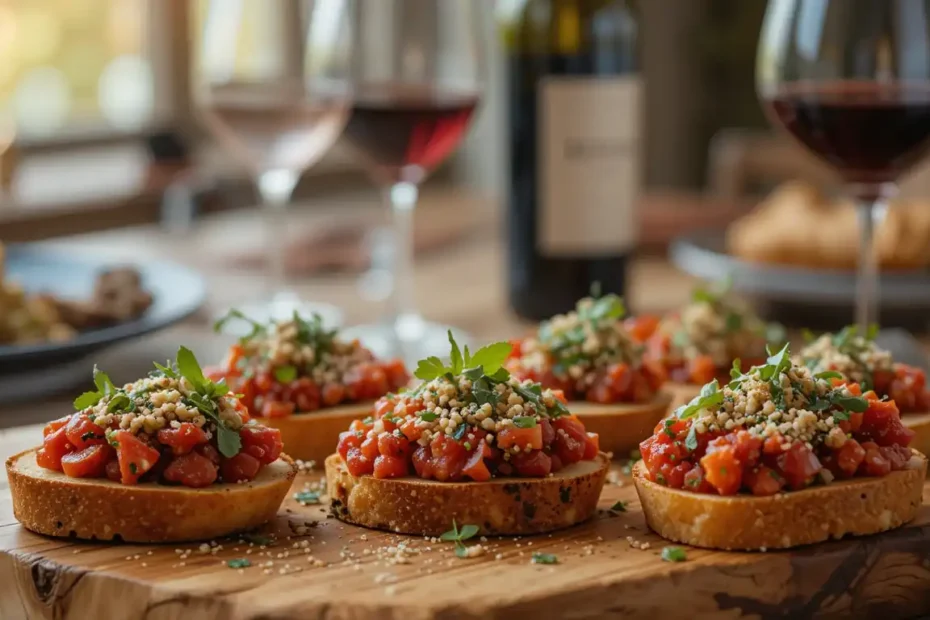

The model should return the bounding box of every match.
[633,454,927,551]
[326,452,609,536]
[261,402,373,464]
[6,450,297,543]
[569,392,672,457]
[904,413,930,463]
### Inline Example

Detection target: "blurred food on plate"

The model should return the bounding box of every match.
[0,244,153,346]
[727,181,930,270]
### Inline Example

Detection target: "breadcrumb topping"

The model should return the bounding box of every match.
[801,332,893,387]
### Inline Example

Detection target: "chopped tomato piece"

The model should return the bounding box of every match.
[164,451,219,488]
[744,465,784,496]
[461,442,492,481]
[337,431,363,460]
[346,447,375,477]
[429,434,467,482]
[624,314,660,342]
[64,414,107,450]
[373,455,408,479]
[61,444,114,479]
[322,383,346,407]
[777,443,822,490]
[552,417,587,465]
[860,441,892,477]
[688,355,717,385]
[261,400,295,419]
[378,433,413,460]
[196,443,221,465]
[731,431,763,469]
[43,415,72,437]
[658,460,693,488]
[221,452,262,483]
[157,423,209,456]
[859,398,914,447]
[497,425,543,451]
[582,432,600,460]
[700,444,742,495]
[360,436,379,461]
[105,458,121,482]
[411,444,434,479]
[682,464,714,493]
[114,431,161,485]
[36,427,74,472]
[879,444,912,471]
[399,418,423,442]
[512,450,552,477]
[241,425,284,464]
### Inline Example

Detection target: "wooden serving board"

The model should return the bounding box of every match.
[2,464,930,620]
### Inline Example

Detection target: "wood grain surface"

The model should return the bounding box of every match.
[1,462,930,620]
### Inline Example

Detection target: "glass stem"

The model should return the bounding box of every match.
[855,199,887,332]
[386,182,424,342]
[258,169,300,300]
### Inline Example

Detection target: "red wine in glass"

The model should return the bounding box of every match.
[765,81,930,187]
[343,84,480,184]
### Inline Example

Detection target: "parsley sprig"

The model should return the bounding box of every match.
[414,332,568,419]
[537,293,628,374]
[803,324,881,389]
[440,520,480,558]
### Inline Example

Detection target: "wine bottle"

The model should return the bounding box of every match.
[501,0,641,321]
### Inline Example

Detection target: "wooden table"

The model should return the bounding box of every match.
[7,194,928,619]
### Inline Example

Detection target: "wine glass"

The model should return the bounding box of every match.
[757,0,930,331]
[324,0,485,361]
[197,0,350,327]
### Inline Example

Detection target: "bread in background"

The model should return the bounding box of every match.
[727,181,930,270]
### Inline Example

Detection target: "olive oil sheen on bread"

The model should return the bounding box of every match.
[502,0,641,321]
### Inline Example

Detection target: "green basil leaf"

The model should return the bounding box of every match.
[815,370,845,381]
[531,552,559,565]
[73,390,102,411]
[609,501,627,512]
[107,393,132,413]
[217,425,242,458]
[153,361,179,379]
[448,331,464,375]
[685,424,699,451]
[419,412,438,422]
[176,346,208,392]
[661,546,687,562]
[458,524,479,540]
[513,416,538,428]
[414,356,448,381]
[227,559,251,569]
[833,395,869,413]
[93,366,117,398]
[466,341,513,376]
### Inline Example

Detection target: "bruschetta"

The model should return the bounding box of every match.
[639,281,785,405]
[7,347,297,543]
[801,325,930,459]
[633,343,925,550]
[505,294,671,455]
[325,335,609,536]
[208,310,409,464]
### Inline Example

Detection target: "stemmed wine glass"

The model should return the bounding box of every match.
[757,0,930,331]
[323,0,485,361]
[197,0,351,326]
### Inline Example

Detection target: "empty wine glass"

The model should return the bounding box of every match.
[197,0,351,327]
[757,0,930,330]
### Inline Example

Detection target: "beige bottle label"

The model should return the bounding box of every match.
[538,76,641,256]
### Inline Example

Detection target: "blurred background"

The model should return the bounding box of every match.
[3,0,930,420]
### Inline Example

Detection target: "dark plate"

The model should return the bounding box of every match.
[3,245,206,374]
[669,231,930,330]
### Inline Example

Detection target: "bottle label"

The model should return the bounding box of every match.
[537,76,641,256]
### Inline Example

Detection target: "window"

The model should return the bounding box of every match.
[1,0,154,140]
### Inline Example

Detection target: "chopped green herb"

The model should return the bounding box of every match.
[675,380,724,420]
[227,558,251,569]
[441,520,480,557]
[661,546,687,562]
[609,501,627,512]
[513,416,538,429]
[294,491,322,505]
[129,463,137,475]
[531,552,559,565]
[815,370,845,381]
[419,412,438,422]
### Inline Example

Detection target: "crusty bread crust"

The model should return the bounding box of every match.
[261,402,373,463]
[325,452,609,536]
[569,392,672,457]
[633,454,927,550]
[903,413,930,464]
[6,450,297,543]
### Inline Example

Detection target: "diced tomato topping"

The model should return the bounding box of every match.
[61,444,114,479]
[512,450,552,477]
[322,383,346,407]
[859,441,892,477]
[105,458,121,482]
[346,447,375,477]
[552,417,587,465]
[36,427,74,472]
[373,455,408,479]
[360,436,379,461]
[858,398,914,447]
[776,443,822,490]
[114,431,161,485]
[240,425,284,464]
[497,425,543,451]
[624,314,660,342]
[43,415,72,437]
[682,464,714,493]
[64,414,107,450]
[378,432,413,460]
[582,432,600,460]
[163,451,218,488]
[157,423,209,456]
[261,400,295,419]
[411,445,433,479]
[461,442,492,481]
[429,434,468,482]
[337,431,363,460]
[688,355,717,385]
[196,443,221,466]
[700,444,742,495]
[220,452,262,483]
